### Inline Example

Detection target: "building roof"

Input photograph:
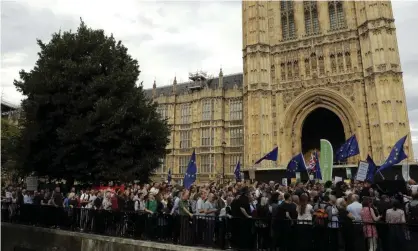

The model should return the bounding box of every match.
[144,73,243,98]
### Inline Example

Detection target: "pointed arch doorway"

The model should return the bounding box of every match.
[301,107,346,159]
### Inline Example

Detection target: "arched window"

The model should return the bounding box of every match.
[305,58,311,77]
[287,62,293,79]
[294,60,299,78]
[337,52,344,72]
[330,54,337,73]
[345,52,352,71]
[329,1,346,30]
[281,63,286,81]
[304,1,319,35]
[311,53,317,72]
[318,56,325,75]
[281,1,296,40]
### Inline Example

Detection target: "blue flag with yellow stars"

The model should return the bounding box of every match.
[234,161,242,182]
[336,135,360,161]
[255,147,278,164]
[378,135,408,172]
[167,168,172,185]
[366,155,377,183]
[286,153,307,177]
[183,150,197,189]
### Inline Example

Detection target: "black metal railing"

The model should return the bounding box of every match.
[2,203,418,251]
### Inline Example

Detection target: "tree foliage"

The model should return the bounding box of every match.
[1,119,20,166]
[14,21,170,183]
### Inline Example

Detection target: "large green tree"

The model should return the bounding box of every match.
[1,119,20,175]
[14,21,170,183]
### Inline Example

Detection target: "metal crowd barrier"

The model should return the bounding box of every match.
[1,203,418,251]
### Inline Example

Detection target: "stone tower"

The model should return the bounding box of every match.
[242,0,414,167]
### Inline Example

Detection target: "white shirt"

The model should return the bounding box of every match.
[410,185,418,195]
[23,194,33,204]
[86,195,97,208]
[347,201,362,221]
[150,187,159,195]
[297,204,313,223]
[196,198,205,215]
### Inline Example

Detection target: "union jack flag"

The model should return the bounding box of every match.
[308,152,317,172]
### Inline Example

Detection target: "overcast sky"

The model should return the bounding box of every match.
[1,0,417,158]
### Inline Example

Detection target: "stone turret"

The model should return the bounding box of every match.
[172,76,177,94]
[152,79,157,98]
[218,68,223,88]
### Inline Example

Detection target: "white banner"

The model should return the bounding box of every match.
[356,161,369,181]
[402,161,410,181]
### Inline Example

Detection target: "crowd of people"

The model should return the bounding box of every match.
[2,178,418,251]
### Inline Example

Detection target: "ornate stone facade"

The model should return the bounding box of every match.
[242,0,413,167]
[145,0,414,182]
[145,72,244,183]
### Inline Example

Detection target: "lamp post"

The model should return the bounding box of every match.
[222,141,226,183]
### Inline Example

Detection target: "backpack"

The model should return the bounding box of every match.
[313,203,329,226]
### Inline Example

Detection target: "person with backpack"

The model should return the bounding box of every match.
[406,192,418,236]
[312,195,331,251]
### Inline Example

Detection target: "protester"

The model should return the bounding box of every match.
[2,177,418,251]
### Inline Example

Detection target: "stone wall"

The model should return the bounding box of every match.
[1,223,213,251]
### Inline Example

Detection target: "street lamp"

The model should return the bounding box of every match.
[222,141,226,183]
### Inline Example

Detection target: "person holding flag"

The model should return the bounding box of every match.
[234,161,242,182]
[183,150,197,190]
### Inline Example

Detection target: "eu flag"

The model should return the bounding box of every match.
[336,135,360,161]
[255,147,278,164]
[286,153,307,177]
[366,155,377,183]
[234,161,242,182]
[313,151,322,180]
[378,135,408,172]
[167,168,172,184]
[183,150,197,189]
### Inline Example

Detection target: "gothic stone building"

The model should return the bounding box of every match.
[145,1,414,183]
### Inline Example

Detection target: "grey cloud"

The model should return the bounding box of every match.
[154,43,211,68]
[136,15,155,27]
[165,27,179,34]
[122,34,154,44]
[407,96,418,112]
[0,1,77,54]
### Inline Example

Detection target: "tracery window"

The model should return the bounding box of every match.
[294,61,299,78]
[201,128,214,146]
[305,58,311,77]
[345,52,352,71]
[337,52,344,72]
[329,1,346,30]
[330,54,337,73]
[179,156,189,174]
[281,1,295,40]
[181,103,191,124]
[200,154,212,173]
[202,99,213,121]
[281,63,286,80]
[304,1,319,35]
[230,155,242,174]
[180,130,192,149]
[319,56,325,75]
[230,100,243,120]
[287,62,293,79]
[311,53,317,72]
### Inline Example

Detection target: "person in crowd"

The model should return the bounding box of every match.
[386,199,407,251]
[347,194,362,221]
[4,178,418,251]
[361,197,381,251]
